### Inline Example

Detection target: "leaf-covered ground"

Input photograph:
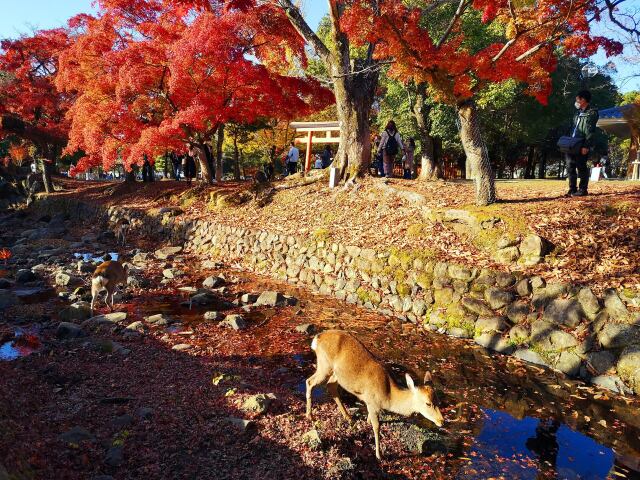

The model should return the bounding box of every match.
[1,205,640,479]
[56,176,640,294]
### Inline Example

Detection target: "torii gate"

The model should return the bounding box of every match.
[290,121,341,172]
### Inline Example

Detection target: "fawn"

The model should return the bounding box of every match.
[306,329,444,460]
[91,260,128,315]
[112,218,130,245]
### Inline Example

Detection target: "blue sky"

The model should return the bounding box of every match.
[1,1,638,92]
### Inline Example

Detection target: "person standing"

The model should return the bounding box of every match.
[373,134,384,176]
[286,142,300,176]
[184,148,197,184]
[566,90,598,196]
[403,138,416,179]
[378,121,404,178]
[171,152,181,181]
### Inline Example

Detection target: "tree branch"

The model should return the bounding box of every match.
[436,0,470,48]
[277,0,331,63]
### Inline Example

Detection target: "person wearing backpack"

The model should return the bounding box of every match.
[378,120,404,178]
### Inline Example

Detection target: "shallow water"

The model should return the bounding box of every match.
[0,327,41,361]
[228,274,640,479]
[73,252,119,263]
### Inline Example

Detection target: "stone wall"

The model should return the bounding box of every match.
[50,198,640,397]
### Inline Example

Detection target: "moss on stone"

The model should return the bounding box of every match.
[397,283,412,296]
[312,228,332,242]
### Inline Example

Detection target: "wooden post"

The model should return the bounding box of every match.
[305,131,313,172]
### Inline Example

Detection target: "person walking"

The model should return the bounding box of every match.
[286,142,300,176]
[378,121,404,178]
[566,90,598,197]
[141,156,154,182]
[373,134,384,176]
[403,138,416,179]
[320,145,332,169]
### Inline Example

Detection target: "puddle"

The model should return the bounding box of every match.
[457,409,630,479]
[0,327,41,361]
[74,252,119,263]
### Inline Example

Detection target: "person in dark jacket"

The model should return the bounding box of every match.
[320,145,332,169]
[566,90,599,196]
[171,152,181,180]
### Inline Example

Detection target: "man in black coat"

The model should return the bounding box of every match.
[566,90,599,197]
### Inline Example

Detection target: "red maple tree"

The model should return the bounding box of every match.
[58,0,333,182]
[343,0,623,205]
[0,28,71,191]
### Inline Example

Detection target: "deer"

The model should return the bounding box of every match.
[112,217,130,246]
[306,329,444,460]
[91,260,128,315]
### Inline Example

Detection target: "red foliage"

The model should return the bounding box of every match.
[58,0,333,173]
[342,0,622,106]
[0,28,71,144]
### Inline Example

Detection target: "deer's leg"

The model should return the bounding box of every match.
[306,365,331,419]
[326,378,351,423]
[367,407,382,460]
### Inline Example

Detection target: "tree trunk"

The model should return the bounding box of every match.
[40,157,53,193]
[125,168,136,183]
[194,143,214,184]
[538,151,547,179]
[216,124,224,182]
[524,146,536,179]
[414,83,441,180]
[333,73,377,180]
[456,100,496,206]
[233,136,241,181]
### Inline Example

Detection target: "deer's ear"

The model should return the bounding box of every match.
[405,373,416,391]
[423,371,433,384]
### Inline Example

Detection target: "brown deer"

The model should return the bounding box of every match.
[91,260,128,315]
[306,330,444,460]
[112,217,130,246]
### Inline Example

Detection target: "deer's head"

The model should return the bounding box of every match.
[406,372,444,427]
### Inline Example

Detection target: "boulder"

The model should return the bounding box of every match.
[590,375,633,395]
[220,314,247,331]
[577,287,601,320]
[204,311,224,321]
[56,322,85,340]
[0,278,12,289]
[223,417,256,433]
[58,302,92,322]
[461,297,494,317]
[475,316,508,333]
[514,348,548,367]
[604,289,629,321]
[495,273,517,288]
[515,279,532,297]
[125,321,146,333]
[509,325,530,342]
[144,313,175,326]
[154,246,182,260]
[240,293,259,304]
[493,247,520,264]
[448,327,472,339]
[519,234,549,259]
[295,323,317,335]
[255,291,295,307]
[433,287,454,306]
[542,298,583,327]
[162,268,184,279]
[447,264,475,282]
[555,351,581,376]
[586,351,616,376]
[242,393,276,414]
[203,276,225,289]
[55,272,82,287]
[15,269,36,283]
[474,333,514,354]
[617,346,640,392]
[597,324,640,349]
[82,312,127,329]
[172,344,192,351]
[505,301,530,324]
[484,288,515,310]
